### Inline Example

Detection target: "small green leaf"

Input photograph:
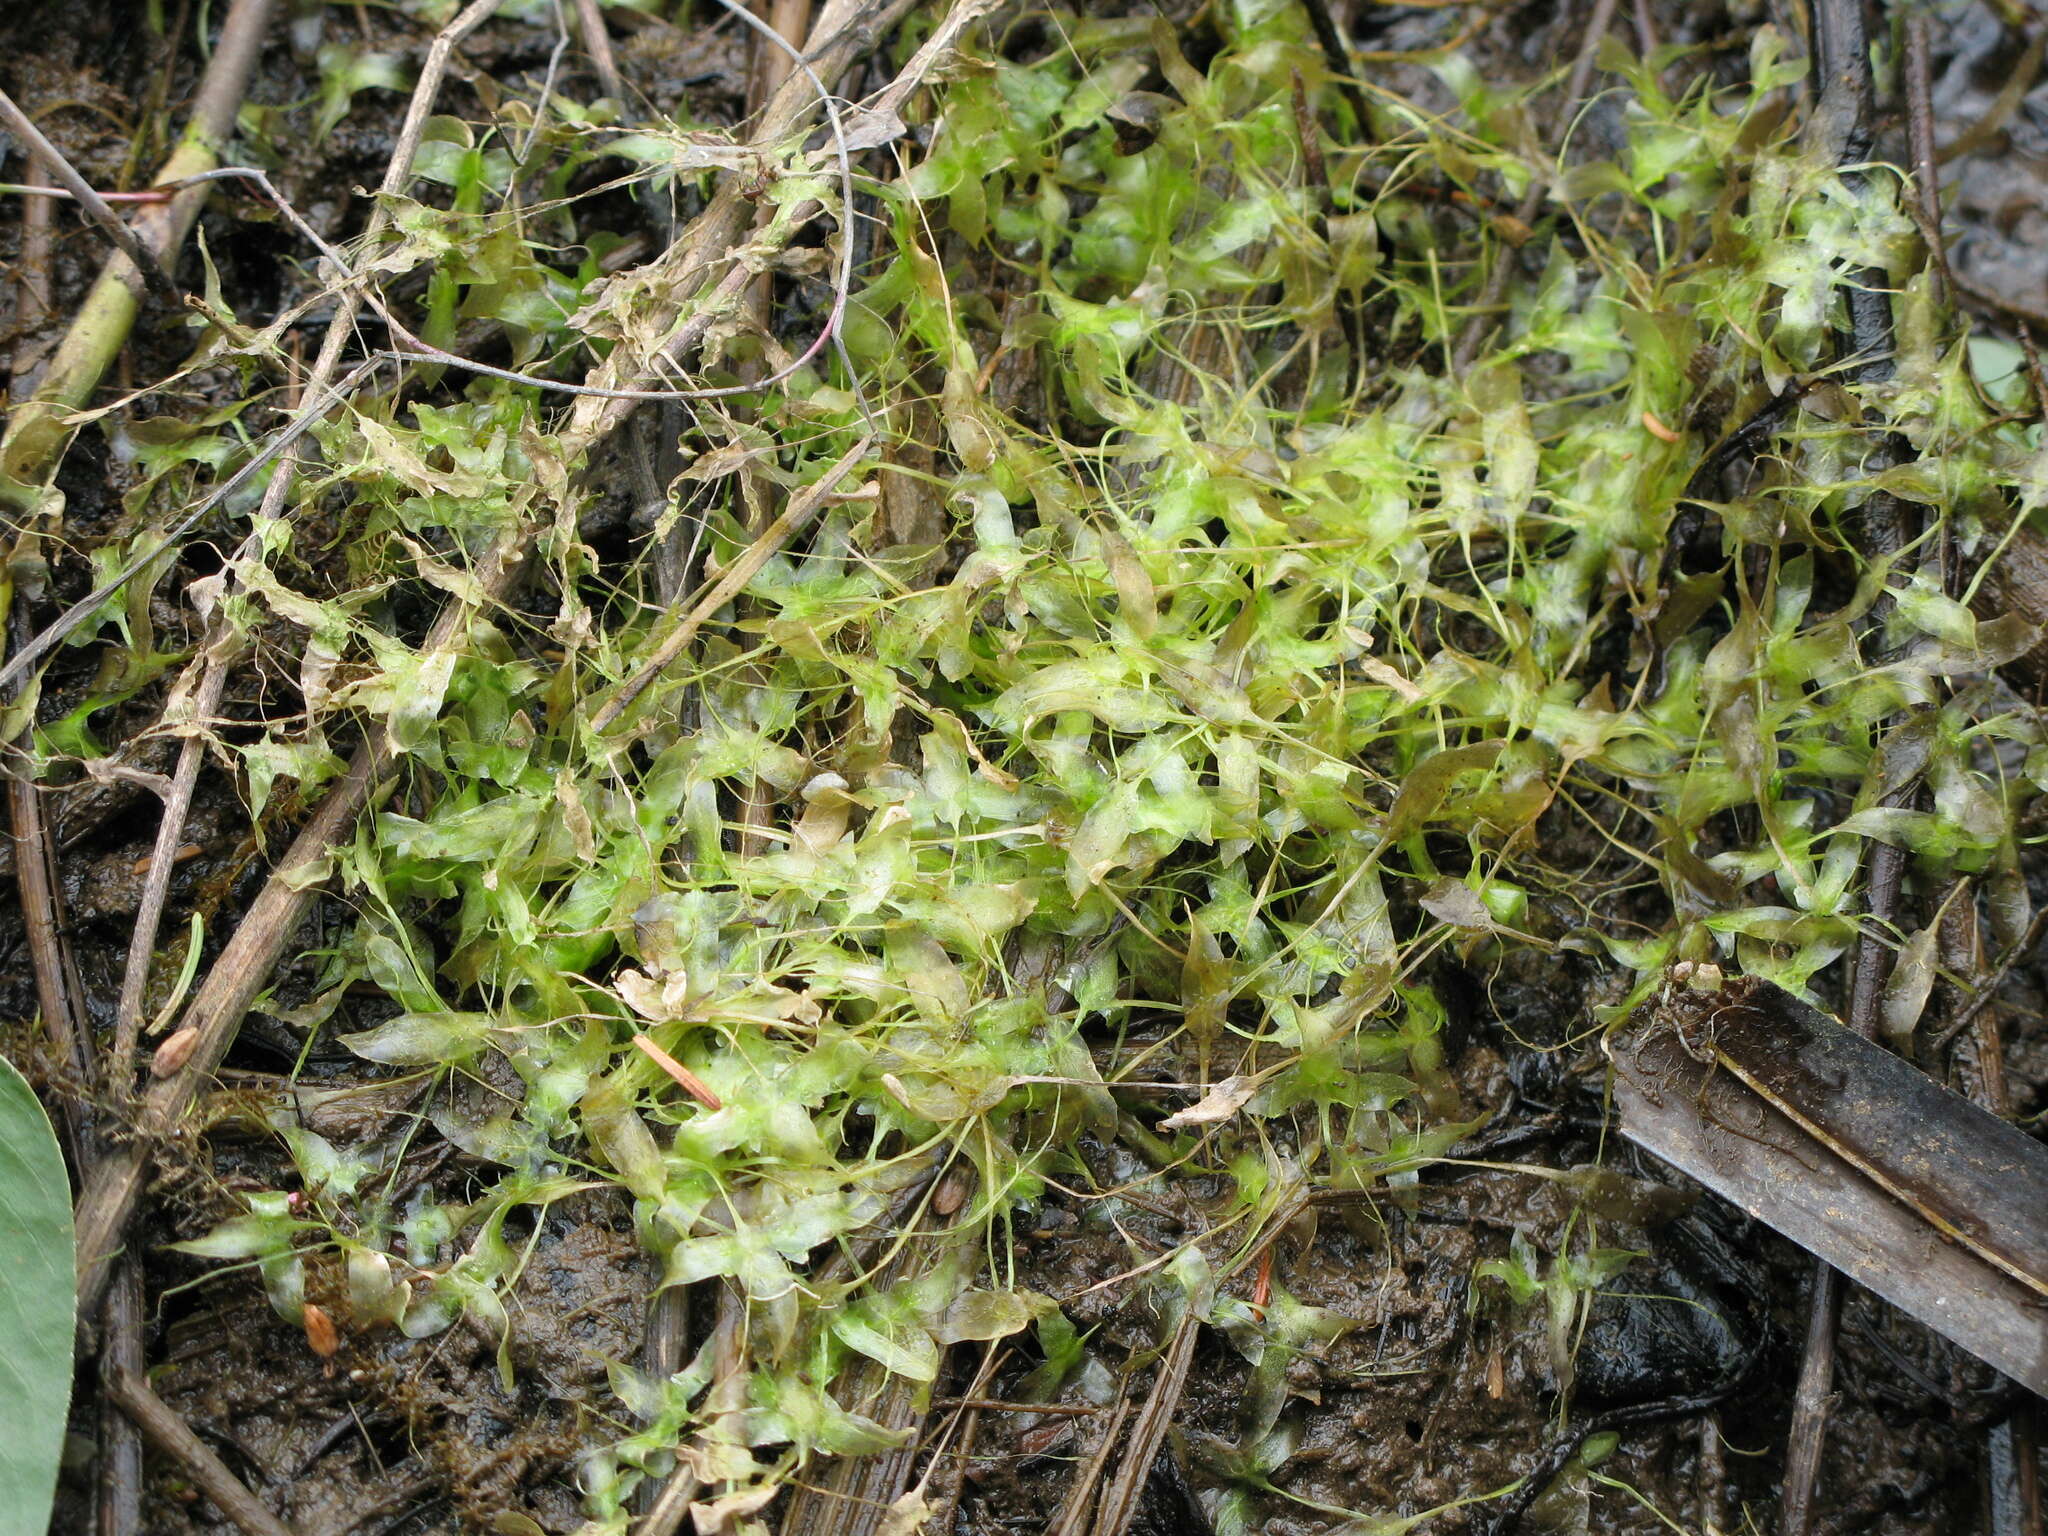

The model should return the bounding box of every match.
[341,1010,495,1064]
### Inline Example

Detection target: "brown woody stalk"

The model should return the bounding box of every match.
[107,1371,297,1536]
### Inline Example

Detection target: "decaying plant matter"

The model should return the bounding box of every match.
[9,0,2048,1532]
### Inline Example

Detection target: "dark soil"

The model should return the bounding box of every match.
[5,1,2048,1534]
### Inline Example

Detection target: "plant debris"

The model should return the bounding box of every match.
[8,0,2048,1533]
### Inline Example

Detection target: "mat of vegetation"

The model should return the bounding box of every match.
[6,1,2048,1533]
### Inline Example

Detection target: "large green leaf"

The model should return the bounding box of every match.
[0,1053,74,1536]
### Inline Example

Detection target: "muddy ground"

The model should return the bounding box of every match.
[5,1,2048,1533]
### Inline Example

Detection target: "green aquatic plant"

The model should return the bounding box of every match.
[96,1,2044,1528]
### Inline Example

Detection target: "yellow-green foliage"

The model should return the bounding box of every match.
[141,6,2046,1529]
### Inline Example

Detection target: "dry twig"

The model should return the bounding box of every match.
[1782,0,1926,1517]
[635,1286,745,1536]
[1904,15,1948,304]
[107,1370,298,1536]
[3,754,94,1108]
[1089,1314,1197,1536]
[572,0,624,101]
[1049,1401,1132,1536]
[111,655,226,1079]
[0,0,275,508]
[0,87,180,299]
[96,1266,146,1536]
[5,606,95,1152]
[594,435,875,729]
[9,151,55,391]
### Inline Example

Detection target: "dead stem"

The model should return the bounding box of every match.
[1782,0,1926,1512]
[1904,15,1948,305]
[1953,890,2041,1536]
[634,1286,690,1519]
[924,1350,1005,1533]
[4,612,95,1152]
[1088,1314,1197,1536]
[0,87,179,299]
[9,150,55,391]
[936,1399,1099,1416]
[1779,1267,1844,1536]
[634,1286,743,1536]
[572,0,623,102]
[1930,906,2048,1062]
[775,1172,963,1536]
[3,758,94,1109]
[108,1370,299,1536]
[96,1265,146,1536]
[1048,1400,1132,1536]
[112,654,228,1080]
[0,0,275,507]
